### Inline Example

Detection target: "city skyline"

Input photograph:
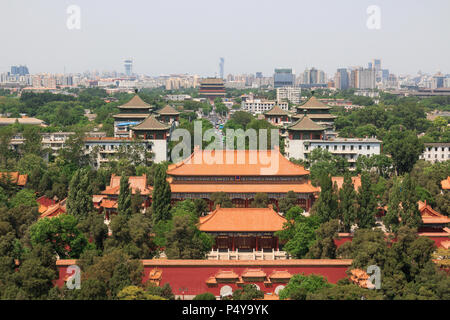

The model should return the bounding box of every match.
[1,1,450,76]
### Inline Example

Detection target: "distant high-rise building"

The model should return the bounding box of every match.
[335,68,349,90]
[372,59,381,71]
[432,72,445,89]
[274,68,295,88]
[124,59,133,77]
[357,68,376,89]
[255,72,263,78]
[300,67,327,87]
[219,58,224,80]
[10,65,29,76]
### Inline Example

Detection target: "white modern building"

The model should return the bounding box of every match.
[420,143,450,163]
[285,135,382,170]
[84,137,155,169]
[241,99,289,115]
[276,87,301,104]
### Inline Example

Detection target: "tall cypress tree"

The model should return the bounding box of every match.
[312,173,338,223]
[118,174,132,217]
[338,173,358,232]
[67,169,93,219]
[151,165,172,224]
[356,172,377,229]
[384,178,402,232]
[385,174,421,232]
[398,174,422,229]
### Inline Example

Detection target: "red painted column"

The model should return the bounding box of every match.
[276,237,279,251]
[232,236,235,251]
[255,237,258,251]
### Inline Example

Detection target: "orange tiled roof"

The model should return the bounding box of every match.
[167,147,310,176]
[101,174,152,195]
[148,268,162,280]
[40,199,67,219]
[418,200,450,224]
[349,269,374,289]
[198,206,287,232]
[101,199,118,209]
[259,294,280,300]
[206,276,217,285]
[92,195,106,203]
[441,177,450,190]
[269,270,292,279]
[0,172,27,186]
[331,175,361,191]
[171,182,319,194]
[215,270,239,280]
[241,269,266,278]
[441,241,450,249]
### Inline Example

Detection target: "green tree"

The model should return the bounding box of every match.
[338,174,358,232]
[384,126,424,175]
[252,193,269,208]
[66,169,94,219]
[279,274,332,300]
[193,292,216,300]
[151,165,172,224]
[146,283,175,300]
[210,192,233,208]
[312,173,338,223]
[232,284,264,300]
[29,214,91,259]
[355,172,377,229]
[117,285,166,300]
[9,189,37,208]
[165,214,212,259]
[384,174,422,232]
[22,126,42,156]
[118,175,132,217]
[276,208,321,259]
[77,211,109,251]
[306,219,339,259]
[79,248,143,299]
[278,191,299,214]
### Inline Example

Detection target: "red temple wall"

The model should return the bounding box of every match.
[55,260,350,297]
[142,265,349,296]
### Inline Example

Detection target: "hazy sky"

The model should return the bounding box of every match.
[1,0,449,77]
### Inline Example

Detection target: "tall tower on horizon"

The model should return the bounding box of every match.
[219,58,224,80]
[124,59,133,77]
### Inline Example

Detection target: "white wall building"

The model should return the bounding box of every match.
[84,137,157,169]
[420,143,450,163]
[285,138,382,170]
[241,99,289,114]
[276,87,301,104]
